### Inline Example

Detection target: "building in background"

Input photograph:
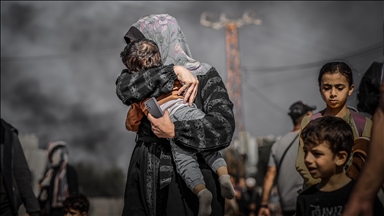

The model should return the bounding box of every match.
[255,135,280,186]
[19,133,47,196]
[238,131,258,178]
[222,131,279,182]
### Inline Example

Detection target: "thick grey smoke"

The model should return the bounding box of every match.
[1,2,382,171]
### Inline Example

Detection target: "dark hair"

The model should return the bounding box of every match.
[357,61,383,116]
[63,193,90,213]
[301,116,354,160]
[120,45,130,68]
[120,39,162,73]
[318,61,354,86]
[288,101,316,126]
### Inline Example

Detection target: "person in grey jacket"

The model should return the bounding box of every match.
[1,118,40,216]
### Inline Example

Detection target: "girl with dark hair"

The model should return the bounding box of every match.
[295,61,372,189]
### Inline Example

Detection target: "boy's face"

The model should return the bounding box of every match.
[64,208,86,216]
[303,141,338,179]
[319,72,354,110]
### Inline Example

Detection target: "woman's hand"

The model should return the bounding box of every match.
[147,111,175,139]
[173,66,198,106]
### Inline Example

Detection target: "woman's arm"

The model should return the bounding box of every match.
[149,67,235,151]
[12,132,41,215]
[116,65,198,106]
[174,68,235,151]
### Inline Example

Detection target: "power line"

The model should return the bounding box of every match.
[242,42,383,74]
[239,42,382,115]
[242,77,287,115]
[240,46,374,112]
[243,69,315,89]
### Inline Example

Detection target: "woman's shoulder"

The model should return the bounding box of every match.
[197,66,215,77]
[197,67,226,82]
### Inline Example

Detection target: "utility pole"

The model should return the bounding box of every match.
[200,11,261,137]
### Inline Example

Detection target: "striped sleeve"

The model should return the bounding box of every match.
[172,68,235,151]
[115,65,177,106]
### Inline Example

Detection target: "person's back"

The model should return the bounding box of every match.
[271,132,302,210]
[259,101,316,216]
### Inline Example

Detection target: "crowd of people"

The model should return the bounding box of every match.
[1,13,383,216]
[114,13,384,216]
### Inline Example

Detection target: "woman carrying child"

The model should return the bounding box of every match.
[115,14,235,216]
[121,38,235,216]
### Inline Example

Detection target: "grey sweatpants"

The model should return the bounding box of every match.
[169,104,227,192]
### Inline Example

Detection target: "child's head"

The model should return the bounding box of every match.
[318,61,354,110]
[63,194,90,216]
[301,115,354,179]
[120,38,162,73]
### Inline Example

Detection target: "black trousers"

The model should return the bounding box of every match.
[283,210,296,216]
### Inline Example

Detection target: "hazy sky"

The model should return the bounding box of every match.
[1,1,383,171]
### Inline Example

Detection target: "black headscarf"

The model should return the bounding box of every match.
[124,26,145,44]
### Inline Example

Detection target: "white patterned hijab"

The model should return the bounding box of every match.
[124,14,212,76]
[47,141,69,168]
[39,141,69,208]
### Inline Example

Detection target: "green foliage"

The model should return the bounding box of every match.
[73,162,125,197]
